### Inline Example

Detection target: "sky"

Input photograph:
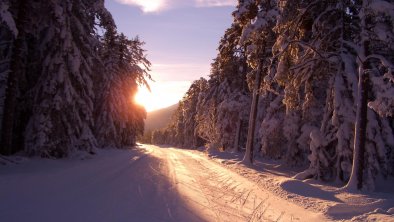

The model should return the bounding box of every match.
[104,0,236,111]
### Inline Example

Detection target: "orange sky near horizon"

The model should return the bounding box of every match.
[106,0,235,112]
[135,80,191,112]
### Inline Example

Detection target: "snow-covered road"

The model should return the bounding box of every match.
[151,145,327,222]
[0,144,328,222]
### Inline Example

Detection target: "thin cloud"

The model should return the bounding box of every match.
[114,0,167,13]
[195,0,237,7]
[114,0,236,13]
[152,63,210,81]
[153,63,207,68]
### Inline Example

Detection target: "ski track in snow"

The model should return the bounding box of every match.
[1,144,393,222]
[154,146,325,222]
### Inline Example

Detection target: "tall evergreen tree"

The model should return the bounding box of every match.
[0,0,17,151]
[346,0,394,190]
[236,0,279,164]
[23,0,107,156]
[95,29,150,148]
[0,0,151,157]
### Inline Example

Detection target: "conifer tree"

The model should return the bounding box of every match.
[0,0,151,157]
[95,27,151,148]
[346,0,394,190]
[0,0,28,155]
[235,0,279,164]
[0,0,16,151]
[24,0,103,156]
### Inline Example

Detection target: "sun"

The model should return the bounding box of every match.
[141,0,163,12]
[134,86,153,111]
[134,81,191,112]
[120,0,165,13]
[134,85,174,112]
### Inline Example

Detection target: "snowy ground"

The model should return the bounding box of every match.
[204,149,394,222]
[0,144,393,222]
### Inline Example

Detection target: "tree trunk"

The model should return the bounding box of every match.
[0,0,28,155]
[233,119,242,152]
[345,0,372,190]
[243,67,262,164]
[345,40,370,191]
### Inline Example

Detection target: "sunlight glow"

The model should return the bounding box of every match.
[135,81,191,112]
[114,0,237,12]
[115,0,165,12]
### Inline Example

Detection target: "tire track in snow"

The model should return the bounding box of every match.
[161,147,328,222]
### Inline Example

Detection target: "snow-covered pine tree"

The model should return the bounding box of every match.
[0,0,16,151]
[259,94,287,159]
[165,40,251,151]
[191,21,250,151]
[94,23,118,148]
[0,0,151,157]
[171,101,186,146]
[236,0,279,164]
[346,0,394,191]
[280,0,394,189]
[24,0,108,157]
[151,78,208,148]
[287,0,359,180]
[194,71,250,152]
[95,29,150,148]
[270,0,335,167]
[0,1,16,36]
[195,91,221,148]
[0,0,29,155]
[179,78,208,147]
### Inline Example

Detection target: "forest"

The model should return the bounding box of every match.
[149,0,394,191]
[0,0,151,157]
[0,0,394,221]
[0,0,393,192]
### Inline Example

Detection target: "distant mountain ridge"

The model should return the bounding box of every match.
[144,103,178,132]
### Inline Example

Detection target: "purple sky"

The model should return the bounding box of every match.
[105,0,236,111]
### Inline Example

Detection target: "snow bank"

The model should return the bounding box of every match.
[0,147,197,222]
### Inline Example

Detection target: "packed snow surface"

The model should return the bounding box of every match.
[1,144,393,222]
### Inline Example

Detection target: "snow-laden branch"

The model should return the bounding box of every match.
[0,2,18,36]
[272,40,327,63]
[364,54,394,70]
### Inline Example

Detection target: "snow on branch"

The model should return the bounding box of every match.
[0,2,17,36]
